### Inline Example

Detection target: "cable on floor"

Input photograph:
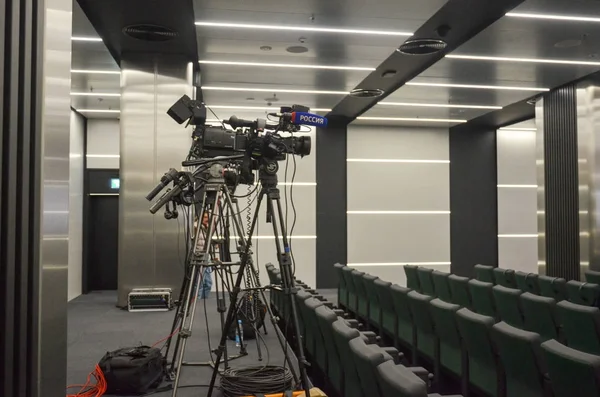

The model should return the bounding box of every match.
[220,365,293,397]
[66,364,107,397]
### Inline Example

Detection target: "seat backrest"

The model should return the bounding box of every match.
[474,264,496,283]
[351,270,367,298]
[520,292,559,342]
[491,322,546,397]
[448,274,472,308]
[373,278,394,333]
[429,298,462,376]
[556,300,600,355]
[538,275,567,301]
[376,360,428,397]
[303,297,324,355]
[455,308,498,397]
[566,280,600,307]
[331,319,364,397]
[431,270,452,302]
[334,263,346,287]
[493,268,517,288]
[349,337,392,397]
[390,284,414,346]
[404,265,421,291]
[315,305,343,392]
[417,267,435,296]
[492,285,525,328]
[541,339,600,397]
[586,270,600,285]
[468,279,497,318]
[361,273,379,317]
[515,272,540,294]
[407,290,434,333]
[342,267,357,298]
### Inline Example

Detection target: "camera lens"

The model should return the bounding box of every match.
[295,136,311,156]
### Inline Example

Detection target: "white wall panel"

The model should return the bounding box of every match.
[347,124,450,286]
[348,162,449,211]
[497,122,538,271]
[69,111,84,301]
[498,237,538,273]
[87,119,120,168]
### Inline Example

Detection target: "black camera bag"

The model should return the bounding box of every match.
[98,346,163,395]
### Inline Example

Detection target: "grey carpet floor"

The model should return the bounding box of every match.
[67,288,338,397]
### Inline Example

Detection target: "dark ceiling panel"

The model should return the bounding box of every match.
[329,0,527,119]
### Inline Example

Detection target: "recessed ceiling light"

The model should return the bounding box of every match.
[406,81,549,92]
[260,45,272,51]
[195,21,412,36]
[198,60,375,71]
[208,105,331,112]
[506,12,600,23]
[76,109,120,113]
[201,86,347,95]
[71,37,102,42]
[71,69,120,74]
[71,92,121,97]
[378,101,502,110]
[447,54,600,66]
[356,116,466,123]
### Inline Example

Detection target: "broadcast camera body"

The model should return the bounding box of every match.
[146,95,324,217]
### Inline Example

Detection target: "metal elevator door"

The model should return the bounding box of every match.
[88,196,119,291]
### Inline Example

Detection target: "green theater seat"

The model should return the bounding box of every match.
[417,267,436,296]
[390,284,415,351]
[474,264,496,284]
[303,297,325,366]
[520,292,559,342]
[492,285,525,328]
[586,270,600,285]
[566,280,600,307]
[429,299,463,381]
[538,276,567,302]
[362,273,382,329]
[493,268,517,289]
[349,337,393,397]
[541,339,600,397]
[315,305,343,394]
[468,279,497,318]
[342,266,359,314]
[431,271,452,302]
[407,291,436,363]
[515,272,540,294]
[456,308,500,397]
[404,265,421,291]
[376,360,428,397]
[334,263,348,308]
[448,274,471,308]
[331,319,367,397]
[556,300,600,355]
[373,278,394,337]
[352,270,371,320]
[491,322,548,397]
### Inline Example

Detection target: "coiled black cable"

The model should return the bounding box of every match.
[220,365,293,397]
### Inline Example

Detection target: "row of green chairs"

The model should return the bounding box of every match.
[405,264,600,307]
[267,264,460,397]
[335,263,600,397]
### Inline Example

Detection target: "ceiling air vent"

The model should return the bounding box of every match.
[397,39,448,55]
[350,88,385,98]
[123,24,178,42]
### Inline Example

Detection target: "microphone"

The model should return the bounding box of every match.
[290,112,328,127]
[226,115,256,129]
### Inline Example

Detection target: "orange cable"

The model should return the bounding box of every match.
[66,364,107,397]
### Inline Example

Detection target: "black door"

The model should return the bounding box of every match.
[88,196,119,290]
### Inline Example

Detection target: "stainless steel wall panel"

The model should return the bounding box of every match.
[118,55,190,307]
[69,111,85,301]
[536,99,546,274]
[39,0,72,394]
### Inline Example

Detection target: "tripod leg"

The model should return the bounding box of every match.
[266,194,312,397]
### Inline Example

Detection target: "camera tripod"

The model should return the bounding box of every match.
[163,163,309,397]
[206,162,311,397]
